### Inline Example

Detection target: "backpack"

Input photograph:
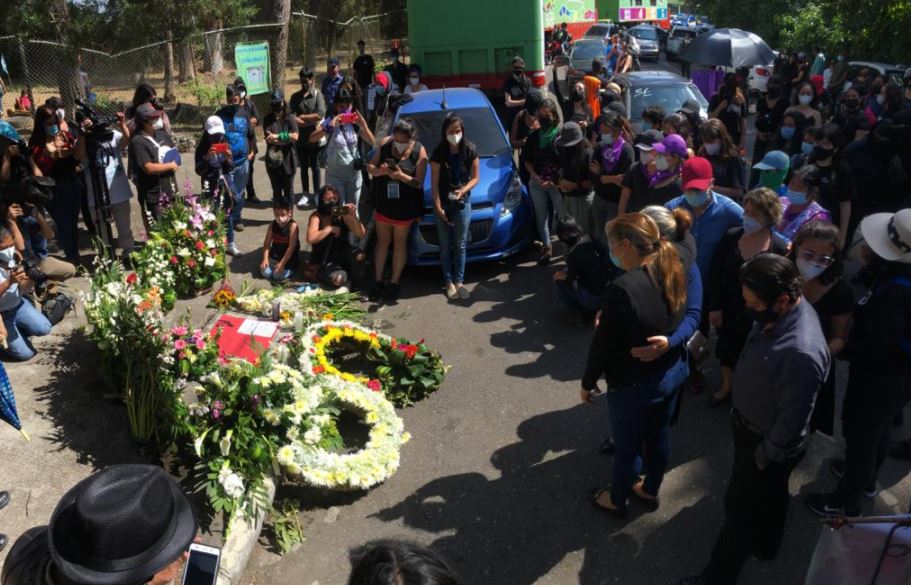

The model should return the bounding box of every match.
[42,291,75,325]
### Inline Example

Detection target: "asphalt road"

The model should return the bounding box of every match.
[244,57,911,585]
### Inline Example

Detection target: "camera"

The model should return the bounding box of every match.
[75,98,119,143]
[331,205,350,219]
[1,176,56,211]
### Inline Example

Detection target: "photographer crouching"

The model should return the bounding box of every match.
[0,223,52,361]
[306,185,366,289]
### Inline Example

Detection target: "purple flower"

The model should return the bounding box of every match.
[211,409,221,420]
[190,212,204,230]
[212,400,225,410]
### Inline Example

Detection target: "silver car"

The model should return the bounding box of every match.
[627,25,661,62]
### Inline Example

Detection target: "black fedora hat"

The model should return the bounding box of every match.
[48,465,197,585]
[555,122,584,148]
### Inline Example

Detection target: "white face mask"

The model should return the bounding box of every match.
[392,140,408,154]
[704,141,721,155]
[447,132,462,146]
[796,257,827,281]
[275,216,290,227]
[798,94,813,106]
[239,91,247,99]
[0,246,16,267]
[600,133,614,145]
[654,155,670,171]
[409,76,420,85]
[55,108,65,122]
[153,118,165,131]
[876,94,886,105]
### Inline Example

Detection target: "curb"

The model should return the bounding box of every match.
[216,475,276,585]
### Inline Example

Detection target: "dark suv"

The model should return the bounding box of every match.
[612,71,709,132]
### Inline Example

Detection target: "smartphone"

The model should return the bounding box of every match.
[384,158,398,169]
[340,112,359,125]
[181,543,221,585]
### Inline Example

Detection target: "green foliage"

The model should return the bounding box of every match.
[184,79,224,111]
[268,499,305,554]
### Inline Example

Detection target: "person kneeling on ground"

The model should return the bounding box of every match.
[553,215,613,320]
[307,185,366,289]
[0,226,52,361]
[1,464,198,585]
[260,204,300,282]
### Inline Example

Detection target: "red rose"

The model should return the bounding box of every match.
[170,256,178,264]
[208,230,215,237]
[187,259,197,268]
[367,379,382,392]
[126,273,138,285]
[195,240,205,250]
[312,365,325,374]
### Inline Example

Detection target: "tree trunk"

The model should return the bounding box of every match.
[178,38,196,83]
[203,21,224,75]
[303,0,320,71]
[269,0,292,92]
[163,35,177,103]
[48,0,83,116]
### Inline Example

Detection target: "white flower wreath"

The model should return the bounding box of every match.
[276,374,410,491]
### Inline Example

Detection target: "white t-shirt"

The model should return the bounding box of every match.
[0,266,21,313]
[404,83,429,94]
[86,130,133,206]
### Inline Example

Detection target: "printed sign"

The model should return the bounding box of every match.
[233,42,271,95]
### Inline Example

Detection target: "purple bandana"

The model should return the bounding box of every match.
[599,135,626,174]
[642,161,680,188]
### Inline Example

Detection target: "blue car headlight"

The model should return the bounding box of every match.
[501,172,523,217]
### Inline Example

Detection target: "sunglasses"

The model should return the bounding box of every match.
[797,248,835,267]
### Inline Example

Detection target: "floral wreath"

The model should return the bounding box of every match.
[276,374,410,490]
[301,321,383,388]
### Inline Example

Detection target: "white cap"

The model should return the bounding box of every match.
[205,115,225,135]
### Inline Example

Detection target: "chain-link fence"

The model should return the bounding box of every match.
[0,10,406,133]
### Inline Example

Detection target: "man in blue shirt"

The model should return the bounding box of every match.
[666,157,744,281]
[215,84,253,255]
[321,57,344,110]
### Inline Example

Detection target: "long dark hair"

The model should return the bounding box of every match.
[791,221,844,285]
[29,106,57,149]
[348,541,461,585]
[698,118,738,160]
[776,110,807,154]
[131,83,156,108]
[793,81,818,108]
[437,113,474,157]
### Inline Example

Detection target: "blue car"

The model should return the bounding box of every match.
[391,88,532,266]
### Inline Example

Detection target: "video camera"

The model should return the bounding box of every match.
[75,98,119,143]
[0,176,56,215]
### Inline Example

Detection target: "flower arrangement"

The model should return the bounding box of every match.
[277,374,410,490]
[300,321,446,407]
[230,286,365,326]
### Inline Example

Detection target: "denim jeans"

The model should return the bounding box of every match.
[1,298,53,361]
[227,159,250,242]
[606,358,688,508]
[590,196,618,245]
[45,174,82,262]
[528,181,562,245]
[326,166,363,245]
[436,200,472,285]
[554,279,601,313]
[261,261,293,282]
[298,146,322,194]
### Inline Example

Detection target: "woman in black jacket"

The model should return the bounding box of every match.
[582,212,688,517]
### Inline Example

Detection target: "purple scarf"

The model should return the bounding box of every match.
[599,135,626,174]
[642,161,680,188]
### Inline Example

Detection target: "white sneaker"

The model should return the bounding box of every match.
[445,282,458,299]
[296,194,310,209]
[457,285,470,300]
[226,243,241,257]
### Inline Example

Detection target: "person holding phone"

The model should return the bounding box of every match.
[2,465,200,585]
[430,114,480,301]
[367,119,427,303]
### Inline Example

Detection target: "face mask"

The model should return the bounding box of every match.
[654,155,670,171]
[746,305,780,325]
[759,170,785,190]
[742,215,765,235]
[798,94,813,106]
[600,133,614,145]
[513,70,524,78]
[239,91,247,99]
[767,87,781,99]
[609,250,623,269]
[409,76,420,85]
[780,126,796,140]
[0,246,16,266]
[796,258,827,281]
[302,82,312,92]
[786,188,808,205]
[540,117,554,129]
[876,94,885,105]
[843,99,859,110]
[571,90,584,102]
[55,108,65,121]
[801,141,814,156]
[275,216,290,227]
[642,122,653,131]
[685,190,708,207]
[704,141,721,156]
[447,132,462,146]
[153,118,165,131]
[46,124,60,137]
[392,141,408,154]
[812,145,834,160]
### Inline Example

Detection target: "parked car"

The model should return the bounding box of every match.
[848,61,907,86]
[569,39,607,73]
[667,26,698,61]
[392,88,532,265]
[627,24,662,61]
[613,71,709,133]
[582,23,641,56]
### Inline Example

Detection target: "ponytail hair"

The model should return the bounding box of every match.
[607,213,687,314]
[639,205,692,243]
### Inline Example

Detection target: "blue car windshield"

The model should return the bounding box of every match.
[404,107,510,157]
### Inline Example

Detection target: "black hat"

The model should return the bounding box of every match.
[635,129,665,150]
[48,464,197,585]
[299,67,314,79]
[677,98,701,117]
[606,100,627,118]
[270,90,284,104]
[555,122,584,148]
[524,88,544,114]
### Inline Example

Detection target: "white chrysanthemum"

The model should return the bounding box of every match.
[303,426,321,445]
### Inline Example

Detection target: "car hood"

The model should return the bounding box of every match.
[639,39,658,47]
[421,151,515,208]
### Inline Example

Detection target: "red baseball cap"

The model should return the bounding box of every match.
[681,156,714,191]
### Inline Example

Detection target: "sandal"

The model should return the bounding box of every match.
[632,480,660,512]
[589,488,627,518]
[537,246,552,266]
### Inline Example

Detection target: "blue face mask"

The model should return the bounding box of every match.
[801,141,814,156]
[46,124,60,137]
[642,122,652,131]
[685,190,708,208]
[786,188,808,205]
[609,251,624,269]
[780,126,796,140]
[742,216,765,235]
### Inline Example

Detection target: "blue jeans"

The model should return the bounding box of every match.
[45,174,82,262]
[606,357,688,508]
[436,200,471,285]
[261,260,293,282]
[228,159,250,243]
[554,279,601,313]
[1,299,52,361]
[529,181,562,245]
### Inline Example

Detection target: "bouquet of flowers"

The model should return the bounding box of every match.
[231,286,365,325]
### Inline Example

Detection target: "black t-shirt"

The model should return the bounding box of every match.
[566,236,611,296]
[310,212,351,266]
[755,96,789,135]
[503,73,531,102]
[845,266,911,370]
[592,141,635,203]
[262,113,299,175]
[621,162,683,212]
[289,88,327,147]
[129,133,176,200]
[811,278,854,340]
[385,61,409,89]
[268,220,300,268]
[430,141,479,196]
[523,130,560,180]
[559,147,593,197]
[353,54,376,90]
[709,92,747,144]
[374,139,425,220]
[706,153,745,192]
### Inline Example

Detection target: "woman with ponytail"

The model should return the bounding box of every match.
[581,212,688,518]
